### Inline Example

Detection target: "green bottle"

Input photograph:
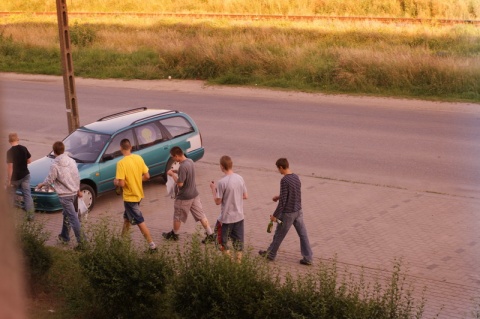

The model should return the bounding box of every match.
[267,220,274,233]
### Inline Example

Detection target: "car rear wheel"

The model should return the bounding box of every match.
[80,183,95,211]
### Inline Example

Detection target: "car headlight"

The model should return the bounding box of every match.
[35,185,56,193]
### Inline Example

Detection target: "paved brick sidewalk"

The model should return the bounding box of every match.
[35,161,480,318]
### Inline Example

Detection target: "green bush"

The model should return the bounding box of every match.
[79,223,174,319]
[70,21,97,47]
[0,31,19,57]
[19,222,428,318]
[18,219,53,294]
[43,248,96,317]
[170,236,277,319]
[169,240,425,319]
[256,259,425,319]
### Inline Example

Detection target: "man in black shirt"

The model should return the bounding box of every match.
[6,133,34,220]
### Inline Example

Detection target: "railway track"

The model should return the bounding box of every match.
[1,11,479,25]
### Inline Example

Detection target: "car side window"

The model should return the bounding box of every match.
[160,116,194,138]
[103,130,135,159]
[134,122,164,149]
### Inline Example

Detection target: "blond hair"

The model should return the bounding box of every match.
[8,133,19,143]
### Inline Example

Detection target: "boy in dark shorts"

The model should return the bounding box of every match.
[114,139,156,252]
[210,155,248,261]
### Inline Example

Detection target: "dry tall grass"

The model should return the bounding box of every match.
[1,14,479,100]
[2,0,479,19]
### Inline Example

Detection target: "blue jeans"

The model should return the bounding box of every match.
[10,174,34,217]
[59,195,85,244]
[267,209,313,262]
[123,201,145,225]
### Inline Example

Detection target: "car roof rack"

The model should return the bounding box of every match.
[97,107,148,121]
[130,110,179,125]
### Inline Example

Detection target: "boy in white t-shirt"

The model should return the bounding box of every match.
[210,155,248,262]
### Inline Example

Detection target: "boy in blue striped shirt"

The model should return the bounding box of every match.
[259,158,313,265]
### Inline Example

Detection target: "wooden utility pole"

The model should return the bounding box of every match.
[56,0,79,133]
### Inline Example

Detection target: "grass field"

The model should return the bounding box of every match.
[1,1,479,102]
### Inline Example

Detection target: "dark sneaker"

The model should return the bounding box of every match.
[258,250,274,261]
[57,235,68,245]
[299,258,312,266]
[145,247,158,254]
[162,230,179,241]
[201,233,215,244]
[74,244,86,252]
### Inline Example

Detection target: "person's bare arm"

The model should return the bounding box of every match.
[114,178,125,187]
[6,163,13,185]
[210,181,222,205]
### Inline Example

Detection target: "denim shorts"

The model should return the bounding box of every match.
[218,219,244,251]
[123,201,145,225]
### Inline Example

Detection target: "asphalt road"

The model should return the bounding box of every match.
[2,73,480,198]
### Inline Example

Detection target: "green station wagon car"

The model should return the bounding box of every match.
[23,107,204,212]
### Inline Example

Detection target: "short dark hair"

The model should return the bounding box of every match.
[170,146,184,157]
[52,141,65,155]
[275,158,289,170]
[120,139,131,151]
[220,155,233,171]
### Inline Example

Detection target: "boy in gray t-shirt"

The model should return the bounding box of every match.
[175,158,199,200]
[163,146,214,243]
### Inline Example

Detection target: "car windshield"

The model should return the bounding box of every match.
[59,130,110,163]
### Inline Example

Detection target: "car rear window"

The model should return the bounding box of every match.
[135,123,164,149]
[160,116,195,138]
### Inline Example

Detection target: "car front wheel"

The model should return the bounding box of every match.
[80,183,95,211]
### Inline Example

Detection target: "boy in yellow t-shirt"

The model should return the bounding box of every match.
[114,138,156,252]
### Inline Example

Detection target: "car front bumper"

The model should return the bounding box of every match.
[16,189,62,212]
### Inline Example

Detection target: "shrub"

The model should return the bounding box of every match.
[0,31,20,57]
[170,235,277,319]
[256,258,425,319]
[42,248,96,317]
[79,223,174,319]
[170,242,425,319]
[18,219,53,294]
[21,223,429,319]
[69,21,97,47]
